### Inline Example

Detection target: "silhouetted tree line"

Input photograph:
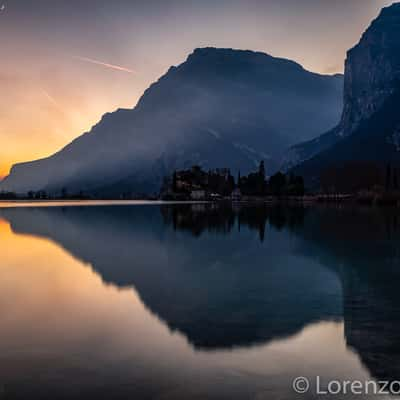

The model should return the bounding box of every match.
[385,163,399,192]
[239,161,304,196]
[320,161,400,194]
[28,190,49,199]
[164,165,235,197]
[0,188,91,201]
[165,162,305,198]
[0,191,17,200]
[25,188,89,200]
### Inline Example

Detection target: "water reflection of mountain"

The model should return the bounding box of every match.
[2,204,400,384]
[0,205,341,350]
[292,207,400,385]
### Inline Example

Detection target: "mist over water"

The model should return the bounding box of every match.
[0,203,399,399]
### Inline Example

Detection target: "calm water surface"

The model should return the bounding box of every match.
[0,203,399,399]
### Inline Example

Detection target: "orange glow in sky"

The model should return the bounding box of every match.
[0,212,376,387]
[0,0,394,180]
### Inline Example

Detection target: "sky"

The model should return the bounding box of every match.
[0,0,395,178]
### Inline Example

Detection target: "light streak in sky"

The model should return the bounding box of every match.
[41,89,62,110]
[73,56,137,74]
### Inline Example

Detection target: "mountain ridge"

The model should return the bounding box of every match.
[283,3,400,180]
[0,47,343,195]
[285,2,400,175]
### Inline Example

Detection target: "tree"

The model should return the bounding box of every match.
[321,162,384,193]
[293,176,305,196]
[386,163,392,191]
[0,191,17,200]
[393,168,399,190]
[172,171,178,192]
[268,172,286,196]
[61,187,68,199]
[287,173,305,196]
[226,172,235,195]
[258,160,265,181]
[257,161,266,195]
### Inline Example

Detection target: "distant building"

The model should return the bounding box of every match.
[231,187,242,202]
[190,190,206,200]
[169,166,235,198]
[210,193,222,200]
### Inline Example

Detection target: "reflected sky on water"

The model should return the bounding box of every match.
[0,204,399,399]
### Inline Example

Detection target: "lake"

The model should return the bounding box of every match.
[0,203,399,399]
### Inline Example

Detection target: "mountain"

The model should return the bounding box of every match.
[0,204,342,350]
[5,203,400,383]
[0,47,343,196]
[286,3,400,182]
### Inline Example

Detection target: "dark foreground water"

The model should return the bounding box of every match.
[0,203,399,399]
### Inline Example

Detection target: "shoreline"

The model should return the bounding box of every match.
[0,199,210,208]
[0,196,399,208]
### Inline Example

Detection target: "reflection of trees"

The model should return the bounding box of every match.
[291,205,400,385]
[0,205,340,351]
[342,266,400,386]
[161,203,306,241]
[4,204,400,383]
[299,206,400,262]
[160,203,400,382]
[161,204,236,236]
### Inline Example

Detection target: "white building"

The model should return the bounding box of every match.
[190,190,206,200]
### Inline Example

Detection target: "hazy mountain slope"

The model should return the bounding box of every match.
[285,3,400,172]
[293,87,400,187]
[0,47,343,195]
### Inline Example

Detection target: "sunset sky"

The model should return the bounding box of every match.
[0,0,394,179]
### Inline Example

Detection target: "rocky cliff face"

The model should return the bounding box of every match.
[284,3,400,170]
[342,3,400,135]
[0,47,343,195]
